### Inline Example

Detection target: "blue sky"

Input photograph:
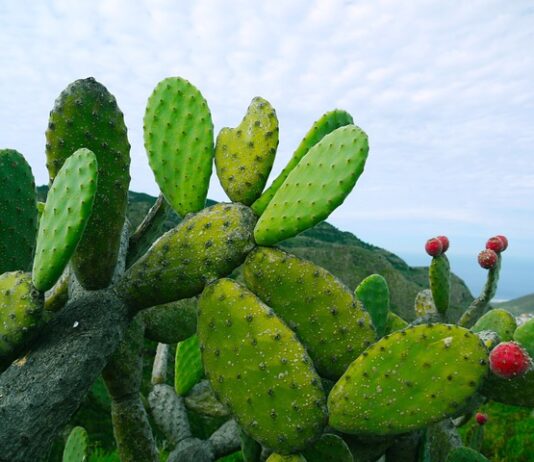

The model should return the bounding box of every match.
[1,0,533,299]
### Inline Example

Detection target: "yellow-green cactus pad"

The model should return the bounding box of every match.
[175,335,203,396]
[32,149,98,291]
[46,77,131,290]
[429,255,450,314]
[414,289,437,318]
[215,97,278,205]
[266,455,307,462]
[0,149,37,273]
[62,426,89,462]
[198,279,327,454]
[0,272,43,365]
[244,247,375,379]
[355,274,390,338]
[471,308,517,342]
[302,433,353,462]
[328,324,488,436]
[254,125,368,246]
[144,77,214,217]
[513,318,534,358]
[117,203,256,310]
[384,312,409,334]
[252,109,353,215]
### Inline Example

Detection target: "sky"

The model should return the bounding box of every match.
[1,0,533,299]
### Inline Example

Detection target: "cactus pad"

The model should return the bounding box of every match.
[244,247,375,379]
[0,271,43,366]
[302,433,353,462]
[144,77,214,217]
[117,203,256,310]
[46,77,131,289]
[266,455,306,462]
[471,309,517,342]
[513,318,534,357]
[252,109,353,215]
[481,368,534,407]
[446,447,489,462]
[328,324,488,436]
[175,335,203,396]
[355,274,389,338]
[62,426,89,462]
[215,97,279,205]
[254,125,368,245]
[198,279,327,454]
[429,255,450,314]
[32,149,98,291]
[385,312,409,334]
[0,149,37,273]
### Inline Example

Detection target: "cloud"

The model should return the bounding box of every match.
[0,0,533,268]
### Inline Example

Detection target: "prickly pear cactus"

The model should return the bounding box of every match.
[385,311,409,334]
[244,247,375,379]
[429,255,450,314]
[117,203,256,310]
[0,271,43,366]
[446,447,489,462]
[481,366,534,407]
[414,289,437,318]
[302,433,353,462]
[328,324,488,435]
[252,109,354,215]
[254,125,368,245]
[513,318,534,357]
[46,77,131,289]
[198,279,327,454]
[175,335,203,396]
[62,426,89,462]
[355,274,389,338]
[215,97,279,205]
[0,149,37,274]
[32,148,98,291]
[266,455,306,462]
[144,77,214,217]
[471,308,517,342]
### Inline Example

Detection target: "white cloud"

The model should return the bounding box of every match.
[0,0,533,270]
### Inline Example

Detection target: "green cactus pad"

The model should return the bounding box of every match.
[429,255,450,314]
[252,110,353,215]
[328,324,488,436]
[241,430,262,462]
[117,203,256,310]
[142,298,197,344]
[198,279,327,454]
[471,308,517,342]
[513,318,534,358]
[414,289,437,318]
[481,368,534,407]
[355,274,389,338]
[244,247,375,379]
[254,125,368,245]
[302,434,353,462]
[446,447,489,462]
[46,77,131,289]
[32,149,98,291]
[0,272,43,366]
[144,77,214,217]
[175,334,203,396]
[266,455,306,462]
[385,312,409,334]
[62,426,89,462]
[215,97,279,205]
[0,149,37,273]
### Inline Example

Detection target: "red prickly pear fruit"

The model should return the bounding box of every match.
[489,341,531,379]
[496,235,508,251]
[486,236,507,253]
[478,249,498,269]
[475,412,488,425]
[425,238,443,257]
[436,236,449,252]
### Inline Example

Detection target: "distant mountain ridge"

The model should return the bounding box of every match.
[495,294,534,316]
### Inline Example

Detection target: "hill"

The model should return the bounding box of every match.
[495,293,534,316]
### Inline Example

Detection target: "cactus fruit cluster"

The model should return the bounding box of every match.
[0,75,531,462]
